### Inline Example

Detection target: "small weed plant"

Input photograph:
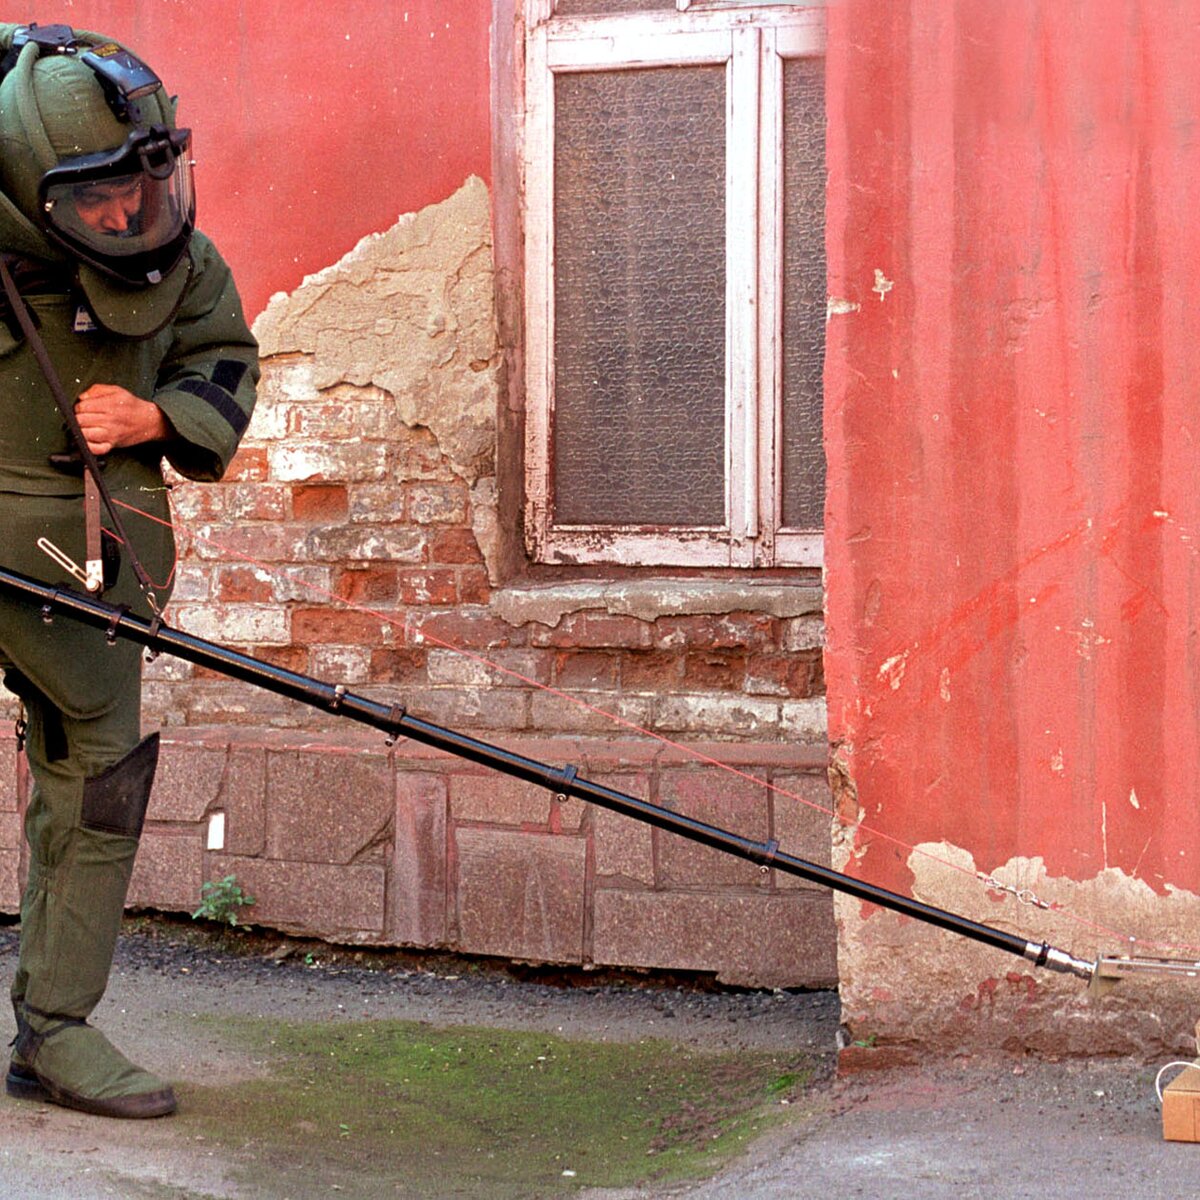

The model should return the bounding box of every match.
[193,874,256,929]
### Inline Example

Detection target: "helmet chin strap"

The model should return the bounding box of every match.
[0,252,160,614]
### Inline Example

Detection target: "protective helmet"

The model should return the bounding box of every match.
[0,25,194,288]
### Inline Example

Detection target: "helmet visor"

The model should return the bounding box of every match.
[39,127,194,285]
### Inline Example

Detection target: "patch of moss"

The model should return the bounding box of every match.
[181,1017,810,1199]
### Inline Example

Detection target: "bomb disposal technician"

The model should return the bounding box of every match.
[0,22,258,1118]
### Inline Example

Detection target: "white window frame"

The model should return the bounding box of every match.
[524,2,826,568]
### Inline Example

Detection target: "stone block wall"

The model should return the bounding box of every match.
[0,177,832,985]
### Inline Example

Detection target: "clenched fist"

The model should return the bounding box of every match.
[74,384,169,456]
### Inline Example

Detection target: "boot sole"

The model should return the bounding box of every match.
[6,1064,176,1119]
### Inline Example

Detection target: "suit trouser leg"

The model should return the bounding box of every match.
[4,661,176,1117]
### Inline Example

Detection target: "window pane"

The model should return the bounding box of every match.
[553,66,727,527]
[555,0,674,14]
[780,55,826,530]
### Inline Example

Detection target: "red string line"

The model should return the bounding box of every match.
[109,495,1200,960]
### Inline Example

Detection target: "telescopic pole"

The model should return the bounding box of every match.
[0,563,1097,983]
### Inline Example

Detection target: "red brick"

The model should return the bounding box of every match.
[530,612,654,650]
[370,648,428,684]
[250,646,312,675]
[745,652,818,698]
[655,613,778,651]
[398,569,459,606]
[390,772,448,946]
[293,484,350,523]
[224,446,269,482]
[620,651,686,692]
[429,527,483,564]
[683,651,747,691]
[226,483,289,521]
[334,566,400,604]
[410,610,524,651]
[170,487,226,522]
[553,651,618,690]
[209,854,386,938]
[192,523,308,563]
[128,829,204,911]
[593,889,837,988]
[265,747,394,864]
[216,565,274,604]
[658,770,771,888]
[292,607,397,646]
[457,567,492,605]
[455,828,586,962]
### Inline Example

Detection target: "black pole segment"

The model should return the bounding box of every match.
[0,565,1082,972]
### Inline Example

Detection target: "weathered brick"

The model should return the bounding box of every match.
[593,787,654,886]
[293,485,350,523]
[268,565,334,604]
[429,527,483,564]
[658,770,770,888]
[530,692,653,737]
[310,645,373,683]
[209,854,386,937]
[347,483,407,523]
[224,483,289,521]
[620,651,686,692]
[455,828,586,962]
[152,743,227,822]
[404,482,469,525]
[270,442,388,483]
[554,651,618,691]
[457,567,492,606]
[683,651,747,691]
[215,565,275,604]
[655,613,778,651]
[530,612,654,650]
[781,698,828,741]
[174,605,290,646]
[654,694,781,738]
[409,686,529,732]
[370,648,428,685]
[782,615,826,652]
[409,609,524,651]
[451,770,552,827]
[427,648,551,689]
[390,771,448,946]
[593,889,837,988]
[265,747,393,864]
[398,569,459,606]
[192,523,308,563]
[292,607,398,647]
[772,773,833,887]
[166,563,211,603]
[128,829,204,911]
[308,525,425,563]
[744,653,817,698]
[335,566,400,604]
[287,399,393,440]
[223,446,269,482]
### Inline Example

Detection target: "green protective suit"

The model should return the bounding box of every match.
[0,23,259,1117]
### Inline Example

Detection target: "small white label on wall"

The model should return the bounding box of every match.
[207,811,226,851]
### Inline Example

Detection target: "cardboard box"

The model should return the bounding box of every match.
[1163,1062,1200,1142]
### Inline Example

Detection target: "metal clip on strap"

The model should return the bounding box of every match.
[548,763,578,800]
[105,604,130,645]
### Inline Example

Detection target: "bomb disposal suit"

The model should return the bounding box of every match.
[0,23,258,1118]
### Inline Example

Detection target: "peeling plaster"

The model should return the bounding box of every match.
[836,839,1200,1057]
[252,177,501,488]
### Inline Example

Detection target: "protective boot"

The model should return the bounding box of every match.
[6,682,175,1118]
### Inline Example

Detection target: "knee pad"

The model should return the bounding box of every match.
[80,733,159,840]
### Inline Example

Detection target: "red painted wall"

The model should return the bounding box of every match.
[826,2,1200,917]
[21,2,493,317]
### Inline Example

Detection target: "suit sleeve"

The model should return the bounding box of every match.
[151,232,260,482]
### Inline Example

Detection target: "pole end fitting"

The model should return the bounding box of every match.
[1023,941,1095,982]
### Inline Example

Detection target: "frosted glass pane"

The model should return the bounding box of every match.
[780,56,826,531]
[553,66,726,526]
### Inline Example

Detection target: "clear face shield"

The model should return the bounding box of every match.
[39,125,194,286]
